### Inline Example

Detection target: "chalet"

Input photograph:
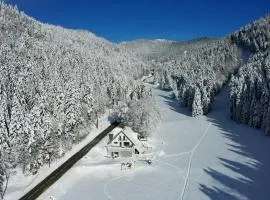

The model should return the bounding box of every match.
[105,127,151,158]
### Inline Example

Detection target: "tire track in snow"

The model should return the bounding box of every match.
[104,120,210,200]
[165,151,191,158]
[103,157,184,200]
[103,165,146,200]
[191,156,217,185]
[180,122,211,200]
[155,159,185,179]
[103,174,124,200]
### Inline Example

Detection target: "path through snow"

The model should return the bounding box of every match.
[180,122,211,200]
[39,85,270,200]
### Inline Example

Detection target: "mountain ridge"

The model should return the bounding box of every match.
[0,2,269,199]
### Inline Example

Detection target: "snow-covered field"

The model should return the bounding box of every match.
[40,85,270,200]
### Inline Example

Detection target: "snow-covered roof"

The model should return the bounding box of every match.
[123,128,139,145]
[121,127,145,153]
[107,127,124,144]
[109,127,124,136]
[107,127,145,153]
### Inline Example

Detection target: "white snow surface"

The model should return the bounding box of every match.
[33,86,270,199]
[5,112,112,200]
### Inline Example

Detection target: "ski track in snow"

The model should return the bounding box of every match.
[103,172,127,200]
[180,122,211,200]
[103,158,184,200]
[103,165,147,200]
[103,121,211,200]
[165,151,191,158]
[29,84,270,200]
[155,159,185,179]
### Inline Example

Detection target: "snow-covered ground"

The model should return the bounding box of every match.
[5,112,112,200]
[40,85,270,200]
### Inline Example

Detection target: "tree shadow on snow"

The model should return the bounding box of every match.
[199,89,270,200]
[158,94,192,117]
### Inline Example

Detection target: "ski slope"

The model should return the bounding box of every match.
[40,85,270,200]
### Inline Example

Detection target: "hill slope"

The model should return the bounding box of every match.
[38,84,270,200]
[121,38,241,116]
[0,2,157,180]
[121,14,270,134]
[230,14,270,134]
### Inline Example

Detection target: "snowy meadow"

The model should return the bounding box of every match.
[39,84,270,200]
[0,2,270,200]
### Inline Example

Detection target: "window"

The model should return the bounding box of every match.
[118,136,121,141]
[114,142,118,144]
[135,148,139,154]
[124,142,129,147]
[123,136,126,141]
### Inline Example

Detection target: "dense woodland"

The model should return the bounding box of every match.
[122,15,270,129]
[0,3,158,197]
[230,14,270,134]
[122,39,241,116]
[230,14,270,52]
[0,2,269,199]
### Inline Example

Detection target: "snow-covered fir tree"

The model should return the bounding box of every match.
[192,88,203,117]
[0,1,269,197]
[230,14,270,134]
[0,2,158,179]
[122,38,241,116]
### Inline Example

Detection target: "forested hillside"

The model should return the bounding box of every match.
[0,2,158,190]
[230,14,270,52]
[122,39,241,116]
[230,14,270,134]
[123,15,270,133]
[0,1,269,198]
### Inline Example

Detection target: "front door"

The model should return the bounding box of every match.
[112,152,119,158]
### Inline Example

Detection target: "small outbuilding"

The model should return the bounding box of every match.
[105,127,151,158]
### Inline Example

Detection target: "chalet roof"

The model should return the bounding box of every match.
[107,127,125,145]
[109,127,124,137]
[124,128,143,148]
[107,127,145,153]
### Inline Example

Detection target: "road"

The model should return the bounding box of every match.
[45,85,270,200]
[19,122,120,200]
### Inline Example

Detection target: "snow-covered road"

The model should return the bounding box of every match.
[40,86,270,200]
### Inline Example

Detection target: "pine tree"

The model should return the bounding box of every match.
[192,88,203,117]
